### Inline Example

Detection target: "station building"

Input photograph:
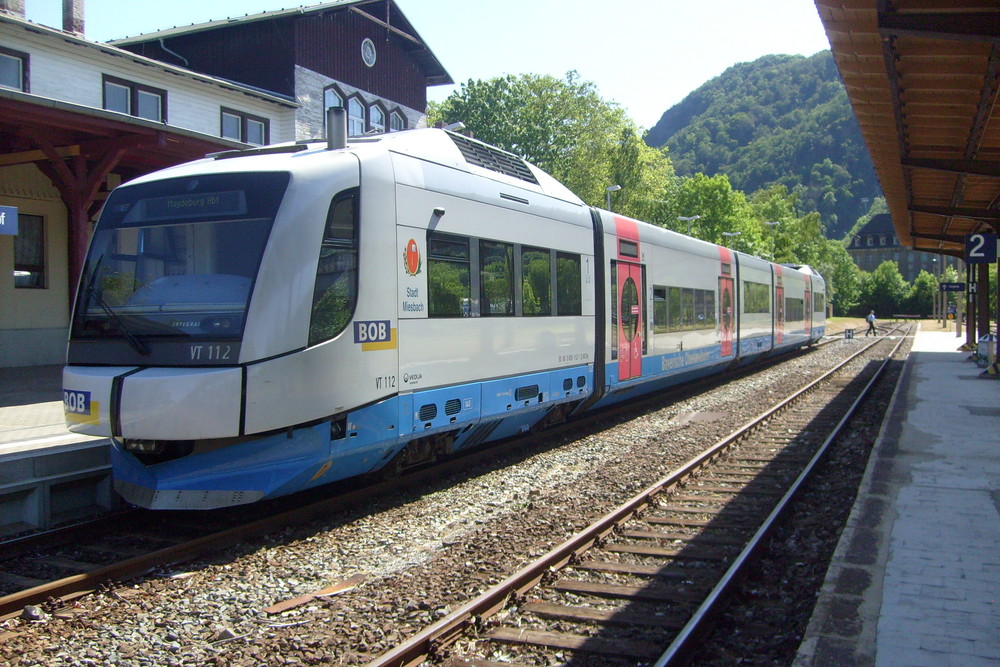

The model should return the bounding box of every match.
[0,0,451,367]
[847,213,943,282]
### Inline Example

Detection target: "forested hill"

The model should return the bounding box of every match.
[645,51,879,239]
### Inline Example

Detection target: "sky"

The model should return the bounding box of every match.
[23,0,832,130]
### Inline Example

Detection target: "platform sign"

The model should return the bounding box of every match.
[0,205,17,235]
[939,282,965,292]
[965,233,997,264]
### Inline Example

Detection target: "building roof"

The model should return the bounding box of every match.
[856,213,897,236]
[109,0,453,87]
[814,0,1000,257]
[0,12,298,107]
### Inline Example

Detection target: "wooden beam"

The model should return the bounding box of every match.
[879,12,1000,42]
[909,204,1000,220]
[0,144,81,166]
[349,6,422,45]
[902,157,1000,177]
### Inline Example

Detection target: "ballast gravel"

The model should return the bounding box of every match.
[0,333,888,666]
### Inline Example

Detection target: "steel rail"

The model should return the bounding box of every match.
[653,330,907,665]
[0,331,871,624]
[365,331,901,667]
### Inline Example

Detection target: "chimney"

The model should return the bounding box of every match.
[63,0,84,36]
[0,0,26,19]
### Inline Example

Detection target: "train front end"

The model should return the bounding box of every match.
[63,144,383,509]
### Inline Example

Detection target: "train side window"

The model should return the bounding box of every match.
[480,240,514,316]
[428,233,471,317]
[696,289,715,327]
[653,287,667,333]
[814,292,825,313]
[521,246,551,316]
[743,281,771,314]
[308,189,358,346]
[786,297,805,321]
[556,252,582,316]
[667,286,682,330]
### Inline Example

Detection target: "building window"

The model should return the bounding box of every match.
[323,85,343,132]
[347,97,365,136]
[866,237,873,247]
[370,105,386,133]
[102,75,165,122]
[14,214,45,288]
[0,47,28,92]
[390,111,405,132]
[879,235,887,246]
[221,108,269,145]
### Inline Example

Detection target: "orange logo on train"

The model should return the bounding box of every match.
[403,238,421,276]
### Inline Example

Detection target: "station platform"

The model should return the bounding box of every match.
[796,327,1000,666]
[0,365,114,535]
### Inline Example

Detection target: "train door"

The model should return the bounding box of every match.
[804,277,813,338]
[616,261,644,381]
[718,249,735,357]
[774,266,785,345]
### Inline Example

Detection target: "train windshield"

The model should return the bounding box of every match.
[71,172,289,359]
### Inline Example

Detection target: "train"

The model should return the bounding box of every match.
[62,112,825,510]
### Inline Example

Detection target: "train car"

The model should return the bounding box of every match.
[62,118,825,509]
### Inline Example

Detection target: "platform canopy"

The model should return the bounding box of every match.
[815,0,1000,257]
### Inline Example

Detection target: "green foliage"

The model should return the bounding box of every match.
[428,71,674,219]
[666,173,760,251]
[858,261,909,317]
[904,270,937,316]
[841,197,889,245]
[646,51,880,239]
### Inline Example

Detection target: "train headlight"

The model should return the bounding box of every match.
[201,316,234,331]
[125,439,165,454]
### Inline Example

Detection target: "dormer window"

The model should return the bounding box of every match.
[347,97,365,136]
[370,105,386,133]
[390,111,405,132]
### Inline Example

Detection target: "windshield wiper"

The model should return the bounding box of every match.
[87,284,151,356]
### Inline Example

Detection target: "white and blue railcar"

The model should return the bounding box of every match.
[62,120,825,509]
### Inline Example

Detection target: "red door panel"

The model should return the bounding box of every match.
[719,276,734,356]
[617,261,643,381]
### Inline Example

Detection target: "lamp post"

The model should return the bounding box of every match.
[765,221,780,261]
[605,185,621,211]
[721,231,741,248]
[678,214,701,235]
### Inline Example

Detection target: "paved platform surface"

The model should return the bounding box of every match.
[0,364,101,452]
[796,328,1000,666]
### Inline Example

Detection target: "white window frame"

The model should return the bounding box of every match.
[0,48,28,92]
[347,96,365,136]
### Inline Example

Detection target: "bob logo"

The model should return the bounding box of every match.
[403,238,421,276]
[354,320,396,351]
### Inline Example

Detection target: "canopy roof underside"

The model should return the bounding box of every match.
[815,0,1000,256]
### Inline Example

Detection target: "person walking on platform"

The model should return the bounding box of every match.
[865,309,877,336]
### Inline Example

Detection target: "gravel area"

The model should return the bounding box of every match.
[0,334,883,666]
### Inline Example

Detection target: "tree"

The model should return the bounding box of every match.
[858,261,909,317]
[428,72,674,218]
[667,173,760,251]
[904,270,937,317]
[816,239,860,316]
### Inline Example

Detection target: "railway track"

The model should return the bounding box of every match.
[0,330,878,630]
[365,327,909,667]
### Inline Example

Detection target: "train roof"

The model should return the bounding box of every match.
[122,129,585,207]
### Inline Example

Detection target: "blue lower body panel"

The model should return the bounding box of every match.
[113,365,593,509]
